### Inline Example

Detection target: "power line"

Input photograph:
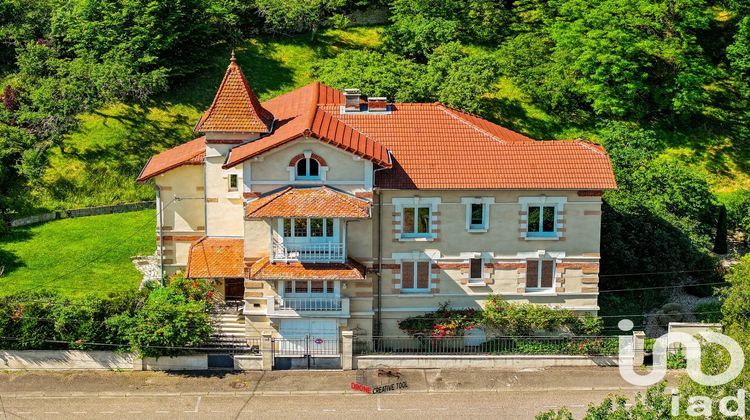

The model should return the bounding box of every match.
[599,281,726,293]
[598,269,719,278]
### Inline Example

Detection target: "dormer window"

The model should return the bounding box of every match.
[296,157,320,179]
[289,152,328,182]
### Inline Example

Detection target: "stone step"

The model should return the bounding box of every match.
[211,318,245,323]
[213,327,245,334]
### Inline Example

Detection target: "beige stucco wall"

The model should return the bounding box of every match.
[205,143,244,237]
[380,189,602,256]
[244,137,370,195]
[155,166,205,232]
[371,189,602,336]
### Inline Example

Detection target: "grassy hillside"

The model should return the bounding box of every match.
[31,27,384,211]
[0,209,155,298]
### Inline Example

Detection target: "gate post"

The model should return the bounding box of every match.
[632,331,645,367]
[262,331,273,371]
[341,330,354,370]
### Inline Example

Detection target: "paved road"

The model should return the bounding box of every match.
[0,389,642,419]
[0,367,677,419]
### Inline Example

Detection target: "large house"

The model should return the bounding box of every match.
[138,54,616,346]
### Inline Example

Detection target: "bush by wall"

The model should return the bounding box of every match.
[397,296,604,337]
[0,274,214,356]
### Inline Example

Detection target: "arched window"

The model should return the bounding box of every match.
[296,157,320,179]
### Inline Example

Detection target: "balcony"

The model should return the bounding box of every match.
[263,296,350,319]
[271,241,345,263]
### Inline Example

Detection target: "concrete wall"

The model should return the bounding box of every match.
[141,354,208,371]
[0,351,135,370]
[354,355,619,369]
[234,355,263,370]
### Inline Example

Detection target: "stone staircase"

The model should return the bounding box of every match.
[209,305,247,348]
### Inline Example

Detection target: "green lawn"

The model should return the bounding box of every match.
[0,209,155,298]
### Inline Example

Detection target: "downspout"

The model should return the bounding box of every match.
[155,184,165,285]
[372,158,390,339]
[375,188,383,339]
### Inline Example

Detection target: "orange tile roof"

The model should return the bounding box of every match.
[245,186,371,219]
[186,237,244,278]
[195,55,273,133]
[224,81,616,190]
[137,136,205,182]
[249,257,366,281]
[323,103,616,189]
[141,57,616,190]
[223,82,392,168]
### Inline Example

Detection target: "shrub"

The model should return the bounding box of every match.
[723,188,750,240]
[695,300,722,323]
[0,275,214,356]
[107,286,213,357]
[398,296,604,337]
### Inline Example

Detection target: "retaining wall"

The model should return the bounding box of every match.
[140,354,208,371]
[0,350,135,370]
[10,201,155,227]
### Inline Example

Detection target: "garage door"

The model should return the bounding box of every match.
[279,319,339,355]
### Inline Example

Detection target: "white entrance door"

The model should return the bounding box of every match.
[279,319,339,355]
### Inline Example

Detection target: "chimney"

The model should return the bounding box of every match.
[344,89,361,112]
[367,97,388,112]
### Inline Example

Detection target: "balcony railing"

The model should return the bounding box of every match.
[261,296,350,318]
[272,241,345,263]
[278,297,343,311]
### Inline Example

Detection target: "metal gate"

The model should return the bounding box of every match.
[272,334,341,369]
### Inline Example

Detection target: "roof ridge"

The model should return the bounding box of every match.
[435,104,507,145]
[304,81,321,131]
[574,139,608,156]
[316,107,392,166]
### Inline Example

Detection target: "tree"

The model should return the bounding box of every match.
[253,0,347,37]
[383,0,512,60]
[501,0,716,119]
[313,49,426,101]
[727,16,750,97]
[420,43,500,116]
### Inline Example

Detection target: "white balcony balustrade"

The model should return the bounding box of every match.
[272,241,345,263]
[278,297,343,311]
[261,296,350,319]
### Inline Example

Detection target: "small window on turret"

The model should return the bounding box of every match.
[228,174,238,191]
